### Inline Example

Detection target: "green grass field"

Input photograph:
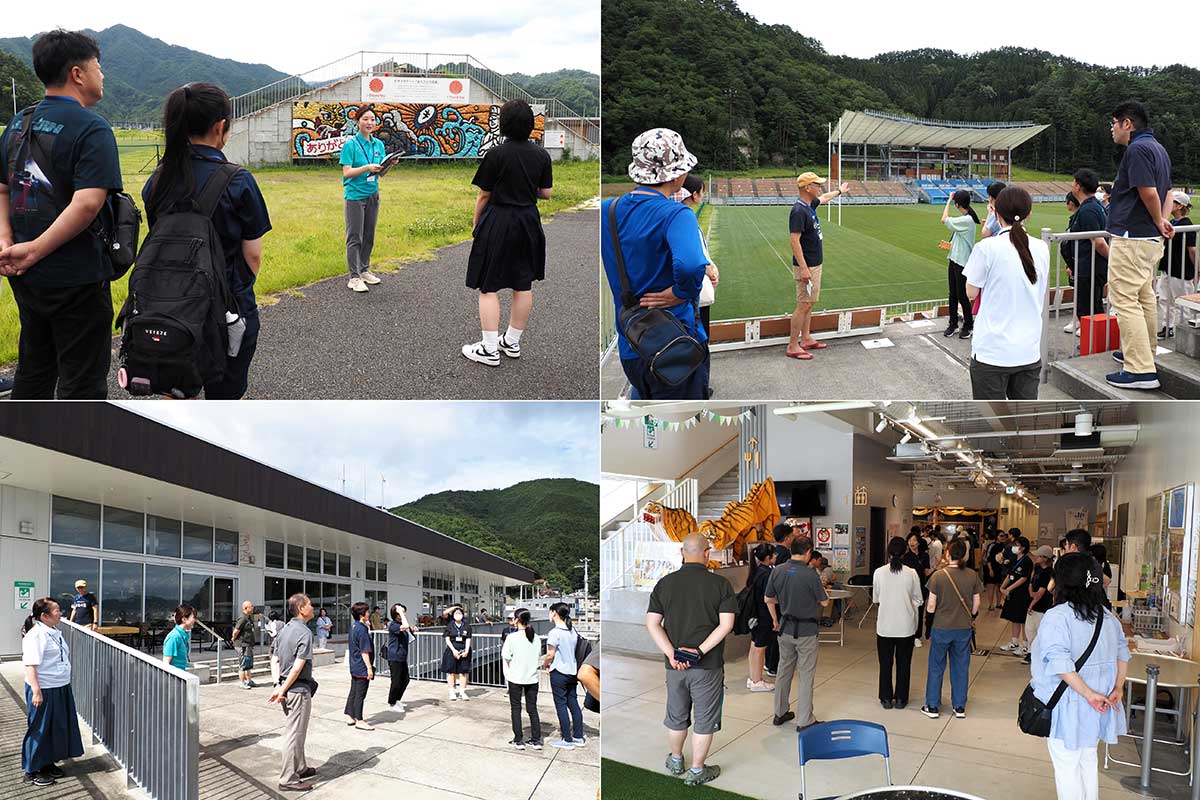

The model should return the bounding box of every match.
[0,133,599,365]
[707,201,1074,319]
[602,759,757,800]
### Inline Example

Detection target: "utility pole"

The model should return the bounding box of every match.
[380,474,386,509]
[724,88,737,170]
[574,557,591,623]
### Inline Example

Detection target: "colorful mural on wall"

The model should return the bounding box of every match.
[291,102,545,159]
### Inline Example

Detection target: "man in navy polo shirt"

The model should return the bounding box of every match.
[1104,100,1174,390]
[601,129,709,399]
[0,30,122,399]
[786,173,849,361]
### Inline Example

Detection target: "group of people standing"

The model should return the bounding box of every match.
[0,28,557,400]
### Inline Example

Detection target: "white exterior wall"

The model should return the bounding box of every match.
[0,486,53,657]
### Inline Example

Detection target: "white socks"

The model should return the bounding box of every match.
[504,326,524,344]
[481,331,499,352]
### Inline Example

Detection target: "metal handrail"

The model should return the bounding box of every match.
[58,618,199,800]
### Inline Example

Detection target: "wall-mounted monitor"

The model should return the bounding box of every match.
[777,480,828,517]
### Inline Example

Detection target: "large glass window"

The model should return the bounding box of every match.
[50,553,100,617]
[286,544,304,572]
[285,578,304,602]
[103,507,144,554]
[365,560,377,581]
[213,578,235,625]
[144,565,180,627]
[52,497,101,549]
[214,529,238,565]
[183,522,214,562]
[323,551,337,575]
[264,576,285,617]
[265,540,285,569]
[182,573,212,620]
[306,548,322,574]
[338,554,351,578]
[147,516,182,559]
[101,560,143,625]
[376,561,387,583]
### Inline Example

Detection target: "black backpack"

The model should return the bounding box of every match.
[4,103,141,278]
[733,571,761,636]
[115,163,242,398]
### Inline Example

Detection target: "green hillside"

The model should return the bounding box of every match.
[0,51,41,122]
[509,68,599,117]
[602,0,1200,181]
[393,478,599,595]
[0,24,288,124]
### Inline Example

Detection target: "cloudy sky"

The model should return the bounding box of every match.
[124,402,599,508]
[5,0,599,75]
[736,0,1200,70]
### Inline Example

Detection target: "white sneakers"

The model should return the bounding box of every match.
[360,271,381,285]
[448,690,458,701]
[914,638,923,648]
[461,342,500,366]
[1063,319,1079,334]
[747,680,774,692]
[389,702,405,712]
[497,335,521,358]
[348,277,368,293]
[999,640,1024,653]
[457,688,469,701]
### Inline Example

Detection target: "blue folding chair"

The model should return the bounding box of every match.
[797,720,891,800]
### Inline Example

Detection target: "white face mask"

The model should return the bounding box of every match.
[453,613,463,622]
[1011,545,1020,554]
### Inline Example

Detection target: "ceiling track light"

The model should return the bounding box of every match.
[900,431,913,444]
[876,417,889,433]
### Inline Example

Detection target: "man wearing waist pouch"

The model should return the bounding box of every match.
[765,536,829,730]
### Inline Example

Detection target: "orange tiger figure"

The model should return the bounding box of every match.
[647,478,779,555]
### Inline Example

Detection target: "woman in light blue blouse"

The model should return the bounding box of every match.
[941,189,980,339]
[1029,553,1129,800]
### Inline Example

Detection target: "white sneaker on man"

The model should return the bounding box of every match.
[913,638,923,648]
[390,702,405,712]
[1063,319,1079,334]
[461,342,500,366]
[999,640,1019,652]
[360,271,381,285]
[497,335,521,358]
[348,277,368,293]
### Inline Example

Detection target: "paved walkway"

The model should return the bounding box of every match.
[604,608,1182,799]
[1,659,599,799]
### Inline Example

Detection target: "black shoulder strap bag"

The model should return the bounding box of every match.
[607,195,706,389]
[1018,611,1104,737]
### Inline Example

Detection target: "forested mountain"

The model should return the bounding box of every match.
[393,479,599,595]
[0,25,288,124]
[509,69,600,117]
[0,51,42,125]
[603,0,1200,179]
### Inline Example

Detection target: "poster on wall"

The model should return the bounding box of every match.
[833,524,850,548]
[815,527,833,549]
[1038,523,1055,544]
[292,101,545,159]
[785,518,811,539]
[1067,507,1088,531]
[543,130,566,148]
[832,547,851,572]
[632,542,681,589]
[362,76,471,104]
[643,417,658,450]
[853,526,867,568]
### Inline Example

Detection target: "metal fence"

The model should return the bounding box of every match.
[60,619,199,800]
[1037,224,1200,383]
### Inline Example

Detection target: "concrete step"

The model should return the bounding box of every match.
[1047,350,1193,400]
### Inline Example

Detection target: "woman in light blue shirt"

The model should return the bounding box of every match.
[542,602,583,750]
[942,189,980,339]
[1029,553,1128,800]
[339,108,386,293]
[21,597,83,787]
[162,604,196,671]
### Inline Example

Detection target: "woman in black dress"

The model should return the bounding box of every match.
[461,99,553,367]
[998,535,1033,655]
[901,532,931,647]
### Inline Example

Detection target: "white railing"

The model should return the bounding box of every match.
[1038,224,1200,383]
[59,619,200,800]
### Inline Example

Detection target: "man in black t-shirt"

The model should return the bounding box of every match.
[0,30,122,399]
[1021,547,1056,665]
[785,173,849,361]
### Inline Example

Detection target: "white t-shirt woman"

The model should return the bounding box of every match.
[964,226,1050,368]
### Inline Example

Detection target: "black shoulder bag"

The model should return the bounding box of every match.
[607,196,706,388]
[1017,612,1104,737]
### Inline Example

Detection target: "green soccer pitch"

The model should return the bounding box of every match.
[706,201,1075,321]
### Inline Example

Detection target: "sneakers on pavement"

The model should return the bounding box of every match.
[528,741,543,750]
[999,640,1019,652]
[958,327,972,340]
[943,323,959,337]
[921,705,940,719]
[360,271,381,285]
[953,707,966,719]
[665,754,685,776]
[772,711,795,726]
[549,739,575,750]
[1105,370,1161,390]
[913,638,923,648]
[748,680,774,692]
[461,342,500,367]
[497,335,521,358]
[1111,350,1124,364]
[347,277,368,293]
[1064,319,1079,334]
[510,738,526,750]
[683,765,721,787]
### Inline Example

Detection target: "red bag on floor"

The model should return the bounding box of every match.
[1080,314,1120,355]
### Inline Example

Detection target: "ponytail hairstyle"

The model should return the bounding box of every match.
[150,82,233,214]
[995,186,1037,284]
[550,601,573,630]
[952,189,980,224]
[517,609,535,643]
[887,536,906,573]
[21,597,58,636]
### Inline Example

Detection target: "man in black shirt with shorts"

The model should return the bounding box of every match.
[786,173,848,361]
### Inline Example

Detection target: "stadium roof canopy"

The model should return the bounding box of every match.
[830,110,1048,150]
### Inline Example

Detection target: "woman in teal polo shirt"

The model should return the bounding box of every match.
[339,108,386,293]
[942,189,980,339]
[162,604,196,671]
